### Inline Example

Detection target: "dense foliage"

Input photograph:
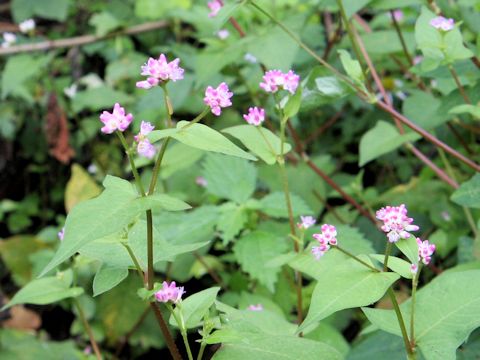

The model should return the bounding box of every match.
[0,0,479,359]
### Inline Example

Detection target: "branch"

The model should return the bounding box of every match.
[0,20,169,56]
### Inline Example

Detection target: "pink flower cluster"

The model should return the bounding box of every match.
[134,121,156,159]
[136,54,184,89]
[207,0,223,17]
[430,16,455,31]
[155,281,185,304]
[375,204,419,243]
[297,215,316,230]
[417,238,436,265]
[99,103,133,134]
[260,69,300,94]
[247,304,263,311]
[312,224,337,260]
[204,82,233,116]
[243,107,265,126]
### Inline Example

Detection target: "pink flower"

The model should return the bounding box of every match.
[389,10,403,22]
[243,107,265,126]
[58,227,65,241]
[134,121,156,159]
[430,16,455,31]
[155,281,185,303]
[208,0,223,17]
[196,176,208,187]
[204,82,233,116]
[413,56,423,65]
[376,204,419,243]
[297,215,316,230]
[136,54,184,89]
[311,224,337,260]
[410,263,418,274]
[217,29,230,39]
[247,304,263,311]
[259,69,300,94]
[417,238,435,265]
[99,103,133,134]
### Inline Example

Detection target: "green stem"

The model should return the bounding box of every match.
[161,84,174,127]
[334,246,379,272]
[336,0,369,81]
[74,299,102,360]
[123,243,146,285]
[390,9,413,66]
[168,304,194,360]
[387,288,415,358]
[182,107,211,130]
[448,65,471,104]
[197,341,207,360]
[148,137,171,195]
[256,126,277,157]
[383,241,393,272]
[116,131,146,196]
[410,266,420,348]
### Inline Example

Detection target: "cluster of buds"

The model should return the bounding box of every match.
[260,69,300,94]
[99,103,133,134]
[155,281,185,304]
[417,238,436,265]
[243,107,265,126]
[136,54,184,89]
[430,16,455,31]
[297,215,316,230]
[134,121,156,159]
[203,82,233,116]
[311,224,337,260]
[207,0,223,17]
[376,204,419,243]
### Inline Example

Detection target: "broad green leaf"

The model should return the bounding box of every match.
[71,87,133,113]
[1,54,52,100]
[451,174,480,208]
[363,30,415,55]
[0,329,82,360]
[212,334,343,360]
[41,176,190,276]
[92,266,128,296]
[223,125,292,165]
[149,121,256,160]
[347,330,416,360]
[12,0,71,22]
[395,236,419,265]
[306,323,350,357]
[289,224,375,280]
[299,259,399,332]
[195,43,245,85]
[369,254,413,279]
[363,270,480,360]
[283,87,303,119]
[64,164,101,212]
[338,49,364,84]
[402,90,444,130]
[217,202,248,244]
[2,270,83,310]
[89,11,120,36]
[170,287,220,329]
[135,0,191,19]
[253,192,312,218]
[449,104,480,119]
[202,153,256,204]
[359,121,418,166]
[233,231,288,292]
[97,275,147,344]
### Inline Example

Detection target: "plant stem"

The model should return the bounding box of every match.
[334,246,379,272]
[383,241,393,272]
[181,107,211,130]
[123,243,146,285]
[256,126,277,156]
[197,341,207,360]
[116,131,146,196]
[74,299,102,360]
[387,288,415,358]
[390,10,413,66]
[410,267,420,348]
[168,304,194,360]
[448,65,471,104]
[161,84,174,127]
[151,303,183,360]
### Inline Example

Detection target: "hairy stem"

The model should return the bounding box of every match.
[123,243,146,285]
[168,304,194,360]
[74,299,102,360]
[410,267,420,348]
[387,288,415,358]
[151,303,183,360]
[448,65,472,104]
[390,10,413,65]
[116,131,146,196]
[383,241,393,272]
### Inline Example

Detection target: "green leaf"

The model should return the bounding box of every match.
[299,259,399,332]
[149,121,257,161]
[202,153,256,204]
[347,330,412,360]
[359,121,418,166]
[217,202,248,244]
[71,87,133,113]
[233,231,288,292]
[395,236,419,265]
[369,254,413,279]
[1,55,52,100]
[12,0,72,22]
[41,176,189,276]
[92,266,128,296]
[170,287,220,329]
[449,104,480,119]
[212,334,343,360]
[253,192,312,218]
[363,270,480,360]
[283,88,303,119]
[363,30,415,55]
[338,49,364,84]
[2,270,83,310]
[451,174,480,208]
[223,125,292,165]
[89,12,120,37]
[135,0,191,19]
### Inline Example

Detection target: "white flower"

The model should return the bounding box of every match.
[19,19,35,33]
